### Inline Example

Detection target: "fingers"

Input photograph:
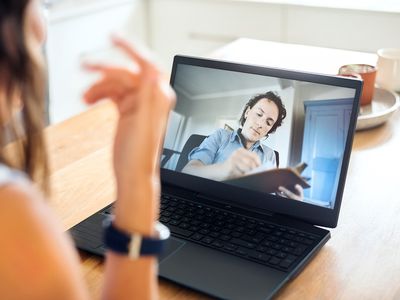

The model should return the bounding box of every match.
[111,35,157,74]
[82,36,158,82]
[83,79,127,104]
[237,149,261,164]
[82,62,131,74]
[236,149,261,169]
[278,186,296,199]
[278,185,304,201]
[83,68,138,104]
[234,159,256,174]
[294,184,304,199]
[230,149,261,175]
[82,36,170,118]
[82,63,139,85]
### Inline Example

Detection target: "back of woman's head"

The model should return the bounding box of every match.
[1,1,29,80]
[0,0,49,192]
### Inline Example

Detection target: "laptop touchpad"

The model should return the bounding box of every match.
[159,241,286,300]
[159,237,186,263]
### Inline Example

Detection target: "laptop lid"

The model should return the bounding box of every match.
[161,55,362,228]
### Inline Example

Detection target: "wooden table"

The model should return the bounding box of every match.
[48,39,400,299]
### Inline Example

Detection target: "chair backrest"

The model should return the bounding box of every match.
[274,150,279,168]
[175,134,207,172]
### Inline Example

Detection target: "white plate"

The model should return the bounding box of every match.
[356,88,400,130]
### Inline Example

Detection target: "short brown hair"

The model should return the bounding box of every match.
[239,91,286,136]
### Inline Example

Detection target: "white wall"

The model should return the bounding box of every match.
[45,0,147,123]
[149,0,400,70]
[45,0,399,123]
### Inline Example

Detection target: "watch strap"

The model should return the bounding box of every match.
[103,219,170,259]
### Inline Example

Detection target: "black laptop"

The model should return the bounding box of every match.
[70,55,362,300]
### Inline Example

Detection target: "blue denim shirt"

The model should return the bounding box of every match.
[188,129,277,169]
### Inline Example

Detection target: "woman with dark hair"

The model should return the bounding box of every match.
[0,0,175,299]
[182,91,303,199]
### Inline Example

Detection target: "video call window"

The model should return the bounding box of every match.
[162,64,356,209]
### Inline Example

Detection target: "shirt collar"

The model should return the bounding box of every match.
[230,129,241,143]
[231,129,264,153]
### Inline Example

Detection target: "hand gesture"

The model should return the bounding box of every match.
[83,36,175,232]
[223,148,261,179]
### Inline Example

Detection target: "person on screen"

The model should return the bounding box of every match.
[0,0,175,298]
[182,91,303,200]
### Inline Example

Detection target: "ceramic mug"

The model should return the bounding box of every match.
[376,48,400,92]
[338,64,377,106]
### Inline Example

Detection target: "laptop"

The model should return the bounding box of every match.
[70,55,362,300]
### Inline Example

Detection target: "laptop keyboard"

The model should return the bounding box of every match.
[159,194,319,272]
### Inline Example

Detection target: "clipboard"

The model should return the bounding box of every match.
[224,165,310,194]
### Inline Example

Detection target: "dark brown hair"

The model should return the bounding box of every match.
[0,0,49,192]
[239,91,287,137]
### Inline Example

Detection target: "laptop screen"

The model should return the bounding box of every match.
[162,57,359,212]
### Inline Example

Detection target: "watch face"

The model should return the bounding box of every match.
[156,222,171,240]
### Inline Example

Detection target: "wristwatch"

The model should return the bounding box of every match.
[103,218,170,259]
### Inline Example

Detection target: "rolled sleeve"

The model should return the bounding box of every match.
[188,129,223,165]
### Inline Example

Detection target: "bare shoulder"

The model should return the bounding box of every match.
[0,181,47,224]
[0,182,88,299]
[0,181,59,242]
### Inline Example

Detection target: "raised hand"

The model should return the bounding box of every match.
[83,36,175,234]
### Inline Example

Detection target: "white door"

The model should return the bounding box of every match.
[301,99,352,205]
